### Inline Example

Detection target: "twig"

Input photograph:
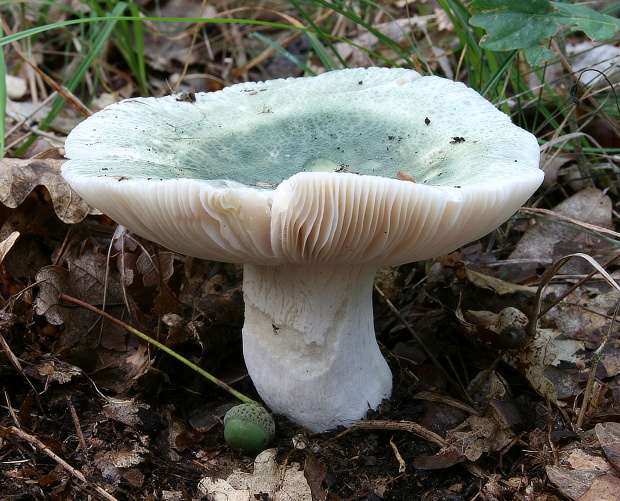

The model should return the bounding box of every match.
[519,207,620,241]
[3,388,20,427]
[389,436,406,473]
[350,419,447,448]
[349,420,490,479]
[2,425,118,501]
[0,18,91,118]
[58,293,256,405]
[0,325,44,413]
[575,301,620,430]
[66,395,88,455]
[413,391,478,415]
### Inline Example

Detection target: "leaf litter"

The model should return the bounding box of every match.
[2,1,620,500]
[3,162,618,500]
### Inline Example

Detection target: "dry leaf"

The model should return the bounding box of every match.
[33,360,83,384]
[198,449,312,501]
[596,422,620,470]
[565,449,612,473]
[33,252,151,390]
[0,158,97,223]
[414,411,515,469]
[93,441,148,484]
[0,231,20,263]
[577,473,620,501]
[502,307,583,405]
[34,252,125,339]
[304,455,327,501]
[546,465,604,500]
[445,414,514,462]
[136,250,175,287]
[510,189,613,272]
[454,261,538,295]
[458,307,528,350]
[198,478,247,501]
[102,396,150,426]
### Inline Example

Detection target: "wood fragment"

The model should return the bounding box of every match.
[66,395,89,455]
[397,171,416,182]
[389,436,407,473]
[2,426,119,501]
[350,419,447,448]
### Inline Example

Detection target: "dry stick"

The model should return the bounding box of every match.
[3,388,20,427]
[413,390,478,415]
[2,425,119,501]
[0,327,44,413]
[575,301,620,430]
[520,207,620,241]
[66,395,89,455]
[350,419,447,448]
[389,435,407,473]
[349,420,489,479]
[0,18,92,118]
[173,0,209,92]
[58,293,256,405]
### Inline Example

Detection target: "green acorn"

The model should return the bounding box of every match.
[223,403,275,455]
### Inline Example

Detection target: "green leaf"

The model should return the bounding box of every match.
[524,46,557,68]
[470,0,620,65]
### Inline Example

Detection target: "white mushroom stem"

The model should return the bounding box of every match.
[242,263,392,432]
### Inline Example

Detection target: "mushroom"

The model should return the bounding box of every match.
[62,67,543,432]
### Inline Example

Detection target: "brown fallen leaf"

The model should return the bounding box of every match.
[136,250,175,287]
[510,188,614,275]
[304,455,327,501]
[31,360,83,385]
[499,308,583,405]
[102,396,150,426]
[454,261,538,295]
[546,465,604,500]
[198,449,312,501]
[0,231,19,263]
[457,306,529,351]
[93,441,148,486]
[33,253,152,390]
[0,158,96,223]
[413,408,515,469]
[596,422,620,470]
[577,473,620,501]
[565,449,612,473]
[34,252,125,338]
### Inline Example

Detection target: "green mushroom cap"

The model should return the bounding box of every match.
[223,403,276,456]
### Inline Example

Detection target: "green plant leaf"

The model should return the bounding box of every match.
[470,0,619,66]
